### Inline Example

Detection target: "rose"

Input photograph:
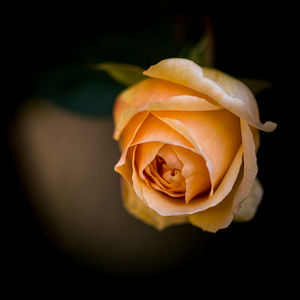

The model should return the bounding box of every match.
[113,58,276,232]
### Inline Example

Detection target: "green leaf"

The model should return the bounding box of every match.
[94,62,146,86]
[33,65,124,117]
[240,78,272,95]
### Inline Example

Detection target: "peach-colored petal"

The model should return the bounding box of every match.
[188,194,234,233]
[137,145,243,216]
[134,142,185,198]
[172,146,211,203]
[131,143,185,206]
[131,145,145,200]
[195,146,243,209]
[131,113,194,150]
[143,58,277,132]
[233,178,263,222]
[134,141,164,180]
[114,108,142,141]
[114,78,213,123]
[144,162,185,197]
[121,178,187,231]
[188,169,243,233]
[115,111,149,176]
[233,120,258,212]
[152,110,242,190]
[115,146,134,184]
[157,145,182,170]
[251,126,260,153]
[145,95,221,112]
[113,78,221,140]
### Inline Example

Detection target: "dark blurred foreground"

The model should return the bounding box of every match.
[2,3,294,293]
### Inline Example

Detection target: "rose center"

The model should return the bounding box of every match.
[143,156,185,197]
[157,157,184,185]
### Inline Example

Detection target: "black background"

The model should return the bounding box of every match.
[3,2,294,294]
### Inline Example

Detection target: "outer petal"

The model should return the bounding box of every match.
[233,120,258,212]
[233,178,263,222]
[251,126,260,153]
[188,169,243,233]
[113,78,221,140]
[131,113,194,149]
[188,192,235,233]
[115,111,149,179]
[143,58,277,132]
[121,178,187,231]
[115,146,134,184]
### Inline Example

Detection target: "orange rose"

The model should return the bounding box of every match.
[113,58,276,232]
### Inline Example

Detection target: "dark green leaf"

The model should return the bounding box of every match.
[33,65,123,117]
[95,62,146,86]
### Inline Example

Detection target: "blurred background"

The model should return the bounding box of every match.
[2,1,292,292]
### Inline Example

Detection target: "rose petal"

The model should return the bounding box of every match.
[196,145,243,209]
[143,58,277,132]
[115,146,134,184]
[188,169,243,233]
[152,110,242,190]
[121,178,187,231]
[131,143,185,206]
[172,146,211,203]
[144,163,185,197]
[251,126,260,153]
[113,78,221,140]
[115,111,149,179]
[131,113,194,149]
[157,145,182,170]
[188,195,234,233]
[146,95,221,112]
[131,145,145,200]
[135,142,185,198]
[134,141,164,180]
[114,78,204,121]
[233,178,263,222]
[233,120,258,212]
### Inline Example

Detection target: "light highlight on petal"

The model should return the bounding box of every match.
[144,58,277,132]
[233,120,258,212]
[233,178,263,222]
[113,78,221,139]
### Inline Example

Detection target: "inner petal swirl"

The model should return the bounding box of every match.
[143,156,186,197]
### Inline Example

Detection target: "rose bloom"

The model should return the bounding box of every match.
[113,58,276,232]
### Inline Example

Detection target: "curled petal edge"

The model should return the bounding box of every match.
[233,119,258,212]
[143,58,277,133]
[114,94,221,140]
